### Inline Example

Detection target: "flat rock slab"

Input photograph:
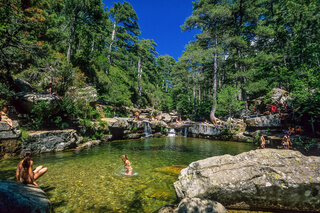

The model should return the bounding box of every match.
[23,129,81,153]
[174,149,320,212]
[0,181,50,213]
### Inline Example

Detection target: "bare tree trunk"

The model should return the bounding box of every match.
[210,31,218,124]
[193,72,196,112]
[106,22,117,74]
[67,13,78,60]
[138,57,142,96]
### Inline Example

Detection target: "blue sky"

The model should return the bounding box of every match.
[102,0,199,60]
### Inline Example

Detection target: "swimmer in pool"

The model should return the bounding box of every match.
[121,155,133,176]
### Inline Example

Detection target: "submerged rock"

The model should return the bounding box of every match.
[174,149,320,212]
[0,181,50,213]
[154,165,187,176]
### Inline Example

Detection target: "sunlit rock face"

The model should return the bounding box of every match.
[0,181,51,213]
[174,149,320,212]
[188,124,220,138]
[245,114,281,128]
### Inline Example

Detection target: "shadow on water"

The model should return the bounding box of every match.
[0,169,16,181]
[127,189,145,213]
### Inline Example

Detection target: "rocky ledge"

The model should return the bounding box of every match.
[0,121,21,140]
[23,129,82,153]
[0,181,50,213]
[174,149,320,212]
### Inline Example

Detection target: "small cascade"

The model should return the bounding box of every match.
[184,128,188,137]
[143,122,152,137]
[167,128,176,137]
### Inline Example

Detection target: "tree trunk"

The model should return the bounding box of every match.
[67,12,78,60]
[210,31,218,124]
[192,72,196,113]
[106,22,117,74]
[138,57,142,96]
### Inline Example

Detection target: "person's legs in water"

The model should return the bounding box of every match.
[33,166,48,180]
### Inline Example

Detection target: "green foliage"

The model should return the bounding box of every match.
[27,101,58,129]
[83,136,90,143]
[20,129,30,143]
[217,86,245,117]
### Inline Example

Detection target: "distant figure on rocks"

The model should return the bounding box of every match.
[135,111,139,120]
[282,134,291,149]
[121,155,133,176]
[260,135,266,149]
[16,151,48,187]
[1,106,14,129]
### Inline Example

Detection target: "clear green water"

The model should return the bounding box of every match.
[0,137,255,213]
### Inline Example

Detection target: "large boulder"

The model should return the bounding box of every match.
[188,124,220,138]
[22,129,82,153]
[174,149,320,212]
[245,114,281,128]
[15,92,59,113]
[65,86,98,105]
[270,88,289,105]
[14,78,33,92]
[0,181,50,213]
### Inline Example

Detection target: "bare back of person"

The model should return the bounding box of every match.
[16,158,47,187]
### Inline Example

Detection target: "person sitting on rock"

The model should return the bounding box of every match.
[1,106,14,129]
[16,151,48,187]
[260,135,266,149]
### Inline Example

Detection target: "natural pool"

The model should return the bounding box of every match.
[0,137,255,212]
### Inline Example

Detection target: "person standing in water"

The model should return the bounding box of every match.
[16,151,48,187]
[121,155,133,176]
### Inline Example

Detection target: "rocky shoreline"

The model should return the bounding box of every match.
[159,149,320,213]
[1,109,319,158]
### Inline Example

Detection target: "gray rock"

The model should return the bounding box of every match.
[0,122,10,131]
[14,78,33,92]
[65,86,98,104]
[174,149,320,212]
[0,181,50,213]
[245,114,281,128]
[188,124,220,138]
[270,88,289,105]
[77,140,101,150]
[15,92,59,112]
[161,113,172,123]
[177,198,228,213]
[156,204,178,213]
[125,133,143,139]
[0,129,21,139]
[22,129,82,153]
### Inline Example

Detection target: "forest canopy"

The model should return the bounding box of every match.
[0,0,319,134]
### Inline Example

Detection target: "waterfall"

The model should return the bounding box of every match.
[184,128,188,137]
[143,122,152,137]
[167,128,176,137]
